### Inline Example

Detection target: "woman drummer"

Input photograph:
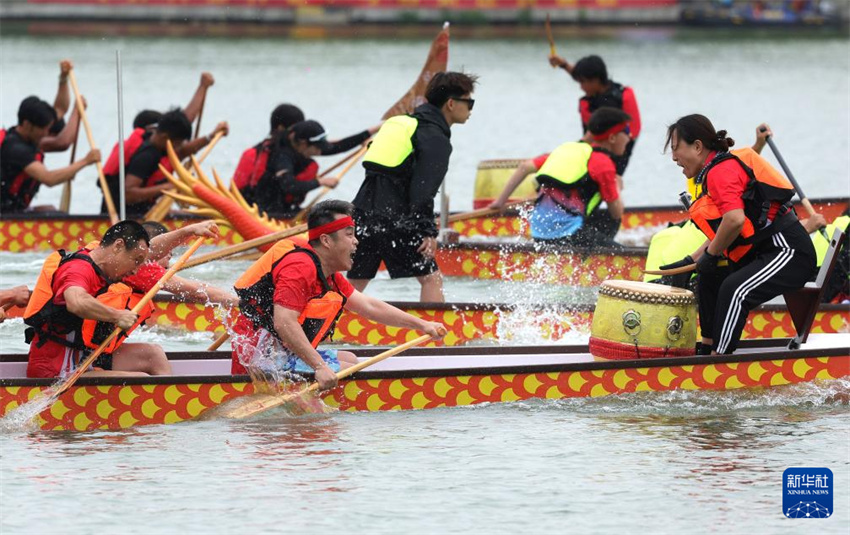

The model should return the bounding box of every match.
[662,114,816,355]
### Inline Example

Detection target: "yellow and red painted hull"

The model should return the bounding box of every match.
[5,301,847,347]
[457,198,849,239]
[1,349,847,431]
[0,214,243,253]
[4,197,844,251]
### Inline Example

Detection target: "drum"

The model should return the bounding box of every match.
[590,280,697,360]
[473,159,537,209]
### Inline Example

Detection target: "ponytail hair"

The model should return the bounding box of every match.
[664,114,735,153]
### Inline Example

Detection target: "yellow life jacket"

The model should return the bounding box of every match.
[363,115,419,169]
[643,221,707,282]
[535,142,603,216]
[813,215,850,267]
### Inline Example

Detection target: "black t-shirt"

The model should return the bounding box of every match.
[101,139,166,217]
[125,141,165,185]
[1,127,42,212]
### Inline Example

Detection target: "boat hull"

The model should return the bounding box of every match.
[4,300,848,346]
[1,343,847,431]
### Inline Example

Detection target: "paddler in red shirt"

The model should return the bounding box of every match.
[662,114,816,355]
[548,54,640,180]
[488,107,630,247]
[231,200,446,390]
[122,221,238,308]
[24,220,219,378]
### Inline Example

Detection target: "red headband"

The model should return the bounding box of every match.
[308,216,355,241]
[592,122,630,142]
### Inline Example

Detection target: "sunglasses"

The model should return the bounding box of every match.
[452,97,475,111]
[622,124,631,137]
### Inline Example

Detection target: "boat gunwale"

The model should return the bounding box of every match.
[2,340,845,388]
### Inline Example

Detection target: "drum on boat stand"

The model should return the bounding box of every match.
[473,159,536,208]
[590,280,698,360]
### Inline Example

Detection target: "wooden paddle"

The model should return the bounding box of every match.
[293,144,369,222]
[59,116,81,213]
[68,69,118,224]
[545,14,557,59]
[447,200,526,224]
[144,130,225,222]
[179,222,306,271]
[760,127,828,238]
[222,334,432,419]
[642,264,697,276]
[30,236,207,411]
[208,331,229,351]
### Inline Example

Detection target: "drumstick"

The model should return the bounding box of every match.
[641,264,696,276]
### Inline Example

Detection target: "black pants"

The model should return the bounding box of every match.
[698,221,816,354]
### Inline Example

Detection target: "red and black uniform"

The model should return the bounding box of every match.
[231,240,354,374]
[25,249,110,378]
[101,132,173,217]
[233,130,370,211]
[691,150,816,354]
[578,82,640,175]
[0,127,45,213]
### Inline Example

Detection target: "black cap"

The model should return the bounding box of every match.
[290,120,329,151]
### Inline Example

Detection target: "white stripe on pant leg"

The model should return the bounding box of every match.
[716,234,795,353]
[717,233,793,352]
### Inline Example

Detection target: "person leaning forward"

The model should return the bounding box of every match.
[661,114,816,355]
[348,71,478,303]
[231,200,446,391]
[1,96,100,214]
[24,220,218,378]
[488,107,630,248]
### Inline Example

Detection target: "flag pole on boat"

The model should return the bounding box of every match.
[116,49,126,221]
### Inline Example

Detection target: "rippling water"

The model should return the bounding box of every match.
[2,381,848,534]
[1,32,849,534]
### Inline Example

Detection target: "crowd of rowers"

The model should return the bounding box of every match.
[1,56,847,390]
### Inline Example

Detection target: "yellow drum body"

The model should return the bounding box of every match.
[473,159,538,209]
[590,280,697,360]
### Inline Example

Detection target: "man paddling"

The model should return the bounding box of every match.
[488,107,630,248]
[232,103,380,207]
[24,220,218,378]
[231,200,446,390]
[1,96,100,214]
[100,108,227,218]
[548,54,640,179]
[348,71,479,303]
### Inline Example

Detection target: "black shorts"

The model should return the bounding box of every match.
[347,217,439,280]
[92,353,113,371]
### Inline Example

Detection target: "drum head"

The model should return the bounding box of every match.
[599,280,695,304]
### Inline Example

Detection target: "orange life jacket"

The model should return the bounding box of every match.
[234,239,345,348]
[688,148,796,263]
[24,249,153,353]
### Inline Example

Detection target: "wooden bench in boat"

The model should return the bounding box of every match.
[785,227,846,349]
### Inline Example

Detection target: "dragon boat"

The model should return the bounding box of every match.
[1,334,847,431]
[3,299,846,347]
[2,196,845,253]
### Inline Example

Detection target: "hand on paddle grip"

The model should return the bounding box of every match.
[548,54,568,70]
[113,309,138,331]
[753,123,772,154]
[186,220,220,240]
[315,364,338,392]
[318,176,339,189]
[200,72,215,88]
[210,121,229,139]
[422,322,448,339]
[697,251,721,276]
[84,148,101,165]
[659,255,694,289]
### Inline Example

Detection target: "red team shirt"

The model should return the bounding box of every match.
[231,248,355,374]
[532,151,620,204]
[27,250,106,378]
[703,150,781,221]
